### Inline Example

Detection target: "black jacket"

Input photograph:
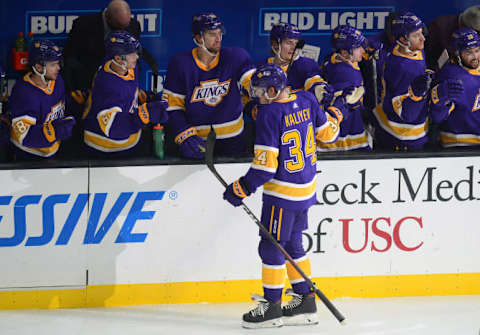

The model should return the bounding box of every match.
[63,9,158,91]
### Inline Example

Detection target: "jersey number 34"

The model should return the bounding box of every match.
[282,123,317,173]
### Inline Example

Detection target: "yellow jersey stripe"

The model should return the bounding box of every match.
[269,205,275,234]
[196,114,244,140]
[84,130,141,152]
[304,75,326,91]
[440,131,480,146]
[251,145,279,173]
[263,177,317,201]
[162,89,186,111]
[239,69,255,92]
[373,104,428,140]
[10,137,59,157]
[315,114,340,143]
[277,208,283,240]
[97,107,121,137]
[317,131,369,151]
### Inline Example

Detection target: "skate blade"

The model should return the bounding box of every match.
[282,313,319,326]
[241,318,283,329]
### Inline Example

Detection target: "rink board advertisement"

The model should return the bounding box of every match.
[0,156,480,309]
[0,0,476,91]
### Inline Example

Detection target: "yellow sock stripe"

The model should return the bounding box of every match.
[262,263,286,288]
[286,257,311,282]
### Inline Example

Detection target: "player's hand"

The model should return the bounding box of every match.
[314,83,334,106]
[223,177,251,207]
[342,85,364,105]
[52,116,76,141]
[146,100,168,124]
[410,72,434,97]
[179,135,205,159]
[139,89,158,104]
[433,79,464,103]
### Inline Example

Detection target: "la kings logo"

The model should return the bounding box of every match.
[191,79,231,107]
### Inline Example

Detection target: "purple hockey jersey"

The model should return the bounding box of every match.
[162,47,255,141]
[243,90,342,210]
[10,73,65,157]
[320,53,370,151]
[82,60,143,153]
[430,62,480,147]
[262,56,327,93]
[373,45,429,150]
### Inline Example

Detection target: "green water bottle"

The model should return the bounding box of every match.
[15,32,26,52]
[153,124,165,159]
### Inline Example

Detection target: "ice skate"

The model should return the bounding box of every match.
[282,288,319,326]
[241,294,283,329]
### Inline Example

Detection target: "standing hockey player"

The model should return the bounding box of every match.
[264,22,333,106]
[162,13,255,159]
[223,64,343,328]
[372,12,435,151]
[320,24,371,151]
[9,40,75,159]
[82,30,167,157]
[430,28,479,148]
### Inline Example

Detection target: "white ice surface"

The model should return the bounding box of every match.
[0,295,479,335]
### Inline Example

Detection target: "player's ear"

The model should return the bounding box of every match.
[33,63,43,73]
[267,86,277,98]
[194,33,203,44]
[339,49,349,58]
[398,36,408,45]
[271,39,279,51]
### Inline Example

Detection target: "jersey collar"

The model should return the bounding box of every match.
[23,72,56,95]
[192,47,220,71]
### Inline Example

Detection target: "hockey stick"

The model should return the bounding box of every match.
[205,128,346,325]
[286,40,305,75]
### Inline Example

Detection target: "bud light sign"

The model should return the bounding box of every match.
[26,8,162,39]
[259,6,394,36]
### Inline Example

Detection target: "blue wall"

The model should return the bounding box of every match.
[0,0,473,90]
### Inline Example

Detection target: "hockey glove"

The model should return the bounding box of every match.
[409,71,434,98]
[70,89,90,105]
[314,82,334,106]
[139,89,159,104]
[147,100,169,124]
[52,116,76,141]
[343,86,364,105]
[431,79,464,104]
[175,127,205,159]
[138,100,169,125]
[223,177,251,207]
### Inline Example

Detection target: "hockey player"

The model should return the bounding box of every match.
[430,28,479,148]
[264,22,333,107]
[82,30,168,157]
[162,13,255,159]
[9,40,75,159]
[372,12,434,151]
[320,24,371,151]
[223,63,343,328]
